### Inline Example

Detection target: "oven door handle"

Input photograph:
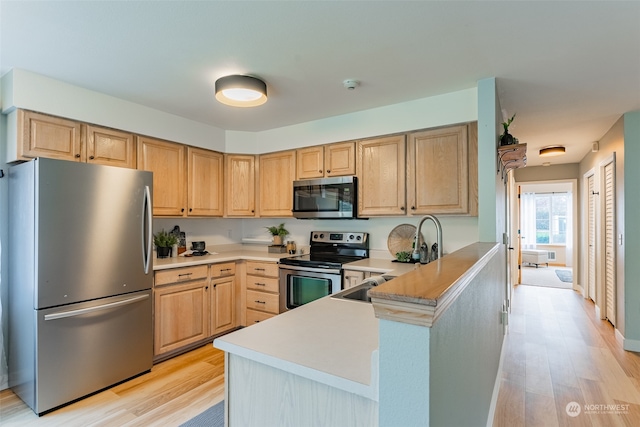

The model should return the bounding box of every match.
[279,264,342,275]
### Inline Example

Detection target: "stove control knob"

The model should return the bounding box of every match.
[313,234,318,239]
[319,233,324,238]
[356,235,362,241]
[349,234,355,240]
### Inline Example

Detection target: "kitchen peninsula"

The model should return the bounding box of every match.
[214,242,504,427]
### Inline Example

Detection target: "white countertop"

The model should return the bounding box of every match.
[153,249,290,270]
[214,294,379,401]
[344,257,420,277]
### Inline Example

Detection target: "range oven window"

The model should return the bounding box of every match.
[289,276,333,309]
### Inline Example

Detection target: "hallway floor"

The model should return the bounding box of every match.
[493,285,640,426]
[521,265,573,289]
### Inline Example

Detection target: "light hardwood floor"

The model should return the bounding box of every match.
[0,344,225,427]
[494,284,640,427]
[2,285,639,426]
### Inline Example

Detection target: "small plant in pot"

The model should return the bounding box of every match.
[154,229,179,258]
[499,113,520,146]
[265,223,289,246]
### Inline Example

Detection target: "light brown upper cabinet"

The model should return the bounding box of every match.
[259,150,296,217]
[296,141,356,179]
[407,125,469,215]
[16,110,136,168]
[18,110,83,162]
[137,136,187,216]
[224,154,257,217]
[85,124,136,168]
[187,147,224,217]
[357,135,406,216]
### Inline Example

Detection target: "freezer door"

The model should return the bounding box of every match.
[35,158,153,308]
[33,290,152,414]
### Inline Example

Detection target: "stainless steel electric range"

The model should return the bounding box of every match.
[279,231,369,312]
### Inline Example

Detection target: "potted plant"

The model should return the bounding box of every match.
[265,223,289,246]
[500,113,520,146]
[154,229,179,258]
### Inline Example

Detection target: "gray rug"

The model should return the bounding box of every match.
[180,400,224,427]
[555,269,573,283]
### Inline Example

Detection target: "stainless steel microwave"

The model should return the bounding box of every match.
[292,176,358,219]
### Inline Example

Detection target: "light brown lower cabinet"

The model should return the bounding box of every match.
[244,261,279,325]
[154,280,208,356]
[343,269,376,289]
[210,269,236,335]
[154,263,237,359]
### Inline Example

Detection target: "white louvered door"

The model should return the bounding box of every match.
[604,161,616,326]
[587,174,596,301]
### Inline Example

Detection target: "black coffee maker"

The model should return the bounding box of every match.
[191,241,208,256]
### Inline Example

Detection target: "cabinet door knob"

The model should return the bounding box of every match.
[318,170,323,173]
[181,208,185,212]
[75,154,81,158]
[189,208,192,212]
[326,170,331,173]
[411,206,416,210]
[400,206,405,211]
[89,155,95,160]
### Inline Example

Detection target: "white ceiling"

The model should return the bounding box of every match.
[1,1,639,167]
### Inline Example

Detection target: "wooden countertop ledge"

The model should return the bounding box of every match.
[369,242,499,327]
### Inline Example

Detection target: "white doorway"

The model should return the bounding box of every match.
[515,180,578,290]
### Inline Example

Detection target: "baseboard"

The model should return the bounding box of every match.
[573,284,584,295]
[621,332,640,352]
[486,333,508,427]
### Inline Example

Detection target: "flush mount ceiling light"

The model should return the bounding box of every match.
[215,75,267,107]
[539,146,566,157]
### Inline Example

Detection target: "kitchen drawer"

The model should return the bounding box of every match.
[245,275,279,293]
[246,309,276,325]
[210,262,235,278]
[246,290,280,314]
[246,261,279,278]
[155,265,208,286]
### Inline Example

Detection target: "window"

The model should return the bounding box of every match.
[535,193,567,244]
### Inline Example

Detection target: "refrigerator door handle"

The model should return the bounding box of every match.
[143,185,152,274]
[44,294,150,321]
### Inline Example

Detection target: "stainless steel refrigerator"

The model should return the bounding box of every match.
[8,158,154,415]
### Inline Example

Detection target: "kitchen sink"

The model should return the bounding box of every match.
[333,275,393,303]
[333,284,374,303]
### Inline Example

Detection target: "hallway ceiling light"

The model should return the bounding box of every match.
[539,146,566,157]
[215,75,267,107]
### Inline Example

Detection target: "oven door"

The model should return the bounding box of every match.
[279,265,342,312]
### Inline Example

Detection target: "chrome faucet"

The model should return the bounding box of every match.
[412,214,443,262]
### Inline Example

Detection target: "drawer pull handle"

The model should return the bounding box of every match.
[255,282,266,286]
[254,268,265,272]
[221,268,231,272]
[254,300,266,304]
[178,273,192,277]
[254,320,260,323]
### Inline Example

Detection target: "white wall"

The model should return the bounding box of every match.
[1,69,226,152]
[0,80,9,390]
[159,215,479,259]
[226,88,478,154]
